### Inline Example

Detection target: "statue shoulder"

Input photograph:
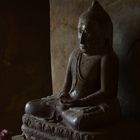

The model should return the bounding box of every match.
[101,51,118,66]
[69,48,81,61]
[66,48,81,66]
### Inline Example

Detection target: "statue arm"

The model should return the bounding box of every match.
[60,54,73,96]
[80,52,119,104]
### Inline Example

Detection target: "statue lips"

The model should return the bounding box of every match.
[80,44,88,52]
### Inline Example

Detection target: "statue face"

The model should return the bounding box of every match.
[78,17,105,54]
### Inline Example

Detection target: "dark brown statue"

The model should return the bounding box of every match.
[25,0,121,131]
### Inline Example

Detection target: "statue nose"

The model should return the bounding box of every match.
[80,31,87,45]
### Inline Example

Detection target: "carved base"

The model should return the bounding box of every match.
[22,114,97,140]
[22,114,140,140]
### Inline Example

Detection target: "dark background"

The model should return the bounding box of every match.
[0,1,52,134]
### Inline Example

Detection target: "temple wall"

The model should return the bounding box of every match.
[50,0,140,120]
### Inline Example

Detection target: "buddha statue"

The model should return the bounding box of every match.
[24,0,121,131]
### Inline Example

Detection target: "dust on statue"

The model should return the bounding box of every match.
[24,0,121,131]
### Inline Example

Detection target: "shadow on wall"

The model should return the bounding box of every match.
[116,8,140,121]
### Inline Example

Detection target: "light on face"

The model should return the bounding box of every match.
[78,24,86,34]
[78,24,91,42]
[81,24,86,31]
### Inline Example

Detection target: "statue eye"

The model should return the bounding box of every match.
[78,25,91,38]
[78,28,91,38]
[81,25,86,30]
[78,24,86,34]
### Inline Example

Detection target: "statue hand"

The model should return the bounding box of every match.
[60,97,72,104]
[59,92,71,102]
[61,99,82,107]
[68,100,82,107]
[59,97,73,110]
[59,91,69,98]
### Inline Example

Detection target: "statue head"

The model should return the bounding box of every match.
[78,0,113,54]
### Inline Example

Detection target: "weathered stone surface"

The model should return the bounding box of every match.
[12,135,26,140]
[22,114,140,140]
[50,0,140,120]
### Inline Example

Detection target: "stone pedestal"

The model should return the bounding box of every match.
[12,135,26,140]
[22,114,140,140]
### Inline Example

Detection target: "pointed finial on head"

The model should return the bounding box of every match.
[79,0,113,50]
[91,0,95,7]
[91,0,98,7]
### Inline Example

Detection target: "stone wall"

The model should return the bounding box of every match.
[50,0,140,120]
[0,2,52,134]
[50,0,92,94]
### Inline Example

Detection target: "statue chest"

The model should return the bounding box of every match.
[70,53,101,99]
[79,54,101,80]
[71,53,101,81]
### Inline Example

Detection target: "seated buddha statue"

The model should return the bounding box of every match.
[25,0,121,131]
